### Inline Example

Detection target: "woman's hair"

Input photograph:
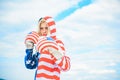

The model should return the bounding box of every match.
[38,18,50,36]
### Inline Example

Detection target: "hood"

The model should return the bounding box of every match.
[40,16,56,40]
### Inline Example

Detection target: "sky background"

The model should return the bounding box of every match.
[0,0,120,80]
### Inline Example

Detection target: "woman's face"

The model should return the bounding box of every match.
[40,22,49,36]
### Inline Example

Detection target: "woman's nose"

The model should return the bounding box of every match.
[44,28,46,31]
[43,29,47,32]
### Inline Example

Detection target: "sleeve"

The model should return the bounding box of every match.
[36,36,58,53]
[24,31,39,49]
[55,56,71,71]
[24,31,40,69]
[36,37,71,71]
[55,39,71,71]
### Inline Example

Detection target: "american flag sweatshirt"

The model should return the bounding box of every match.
[25,16,70,80]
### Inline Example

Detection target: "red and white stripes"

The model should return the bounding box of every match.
[36,50,61,80]
[43,16,56,40]
[36,37,59,54]
[25,31,39,44]
[35,37,70,80]
[24,16,70,80]
[55,39,65,55]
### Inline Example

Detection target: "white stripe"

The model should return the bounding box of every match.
[57,42,64,46]
[39,40,56,46]
[27,34,38,40]
[36,77,56,80]
[40,54,51,59]
[32,32,39,37]
[27,36,37,42]
[38,36,46,41]
[37,41,58,53]
[55,58,62,65]
[36,38,46,51]
[62,57,70,71]
[57,45,65,52]
[62,57,66,69]
[66,57,70,71]
[28,33,39,39]
[37,69,60,77]
[57,45,65,55]
[50,33,56,37]
[50,25,55,30]
[46,18,54,23]
[26,36,38,44]
[36,77,48,80]
[50,32,56,36]
[38,61,54,68]
[58,50,65,55]
[36,38,44,51]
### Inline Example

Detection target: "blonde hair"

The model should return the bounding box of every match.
[38,19,50,36]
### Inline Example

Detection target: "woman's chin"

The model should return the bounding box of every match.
[43,34,47,36]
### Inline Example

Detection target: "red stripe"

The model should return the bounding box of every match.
[36,39,46,52]
[51,36,56,40]
[32,31,39,38]
[63,58,68,71]
[55,40,65,51]
[56,40,64,45]
[37,65,60,73]
[28,33,38,39]
[36,73,60,80]
[58,57,64,67]
[50,28,56,34]
[67,57,71,70]
[37,41,58,53]
[25,38,36,44]
[60,46,65,51]
[39,57,54,65]
[25,32,39,44]
[25,37,37,44]
[59,56,71,71]
[28,34,38,42]
[48,21,55,26]
[37,65,53,72]
[44,16,52,20]
[39,50,49,55]
[40,45,58,53]
[64,57,71,71]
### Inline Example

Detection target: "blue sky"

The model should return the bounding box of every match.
[0,0,120,80]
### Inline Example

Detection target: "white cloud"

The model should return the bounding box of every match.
[0,33,25,58]
[89,69,116,74]
[0,60,35,80]
[60,50,120,79]
[0,0,80,24]
[55,0,120,55]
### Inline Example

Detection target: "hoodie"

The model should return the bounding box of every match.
[25,16,70,80]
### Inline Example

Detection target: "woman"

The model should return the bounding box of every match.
[25,16,70,80]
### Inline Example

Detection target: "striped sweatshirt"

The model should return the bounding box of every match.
[25,16,70,80]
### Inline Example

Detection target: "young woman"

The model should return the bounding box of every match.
[25,16,70,80]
